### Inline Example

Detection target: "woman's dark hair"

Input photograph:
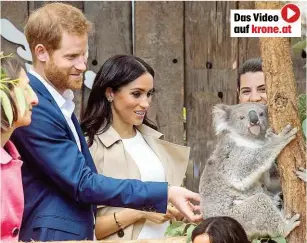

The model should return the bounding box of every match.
[81,54,157,146]
[237,58,262,90]
[191,216,250,243]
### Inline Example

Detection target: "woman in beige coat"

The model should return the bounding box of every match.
[81,55,190,240]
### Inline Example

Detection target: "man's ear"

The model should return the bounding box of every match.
[212,104,230,134]
[34,44,49,62]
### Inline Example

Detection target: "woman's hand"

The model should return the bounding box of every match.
[142,211,174,224]
[167,205,184,221]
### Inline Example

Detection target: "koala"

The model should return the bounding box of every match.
[199,103,300,238]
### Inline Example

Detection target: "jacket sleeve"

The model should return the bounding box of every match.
[12,102,168,213]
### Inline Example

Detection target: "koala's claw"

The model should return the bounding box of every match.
[273,192,283,210]
[284,213,300,237]
[280,124,297,137]
[265,128,275,138]
[295,167,307,182]
[282,124,292,134]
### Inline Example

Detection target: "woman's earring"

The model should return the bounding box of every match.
[108,98,113,102]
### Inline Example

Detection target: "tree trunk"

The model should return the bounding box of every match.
[255,2,306,243]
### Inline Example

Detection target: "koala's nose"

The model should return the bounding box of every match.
[249,110,260,125]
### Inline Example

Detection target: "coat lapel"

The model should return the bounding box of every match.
[137,125,190,186]
[28,73,85,156]
[29,73,66,123]
[72,115,97,173]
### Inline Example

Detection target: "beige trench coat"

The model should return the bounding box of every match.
[89,124,190,240]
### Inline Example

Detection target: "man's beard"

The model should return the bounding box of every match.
[44,60,83,91]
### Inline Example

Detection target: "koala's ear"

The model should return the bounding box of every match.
[212,104,230,134]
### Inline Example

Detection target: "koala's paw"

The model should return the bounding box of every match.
[273,192,283,211]
[280,124,297,139]
[295,167,307,182]
[265,127,275,139]
[283,213,300,237]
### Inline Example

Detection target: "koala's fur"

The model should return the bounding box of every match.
[199,103,300,238]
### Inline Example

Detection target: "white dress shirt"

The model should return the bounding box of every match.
[29,69,81,152]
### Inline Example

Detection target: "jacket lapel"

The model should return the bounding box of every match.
[28,73,66,123]
[72,115,97,173]
[28,73,83,154]
[96,126,141,179]
[137,125,190,186]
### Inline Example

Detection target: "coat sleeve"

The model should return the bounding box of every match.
[11,101,168,213]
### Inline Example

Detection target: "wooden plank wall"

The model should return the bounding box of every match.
[134,1,185,145]
[1,1,306,192]
[184,1,239,191]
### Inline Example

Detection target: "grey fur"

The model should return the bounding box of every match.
[199,103,300,238]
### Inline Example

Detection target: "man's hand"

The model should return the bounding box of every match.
[167,186,203,223]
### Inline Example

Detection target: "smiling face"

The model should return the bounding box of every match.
[44,32,88,93]
[109,72,154,130]
[239,71,267,104]
[13,69,39,128]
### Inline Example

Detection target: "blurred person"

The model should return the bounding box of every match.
[1,54,38,242]
[192,216,250,243]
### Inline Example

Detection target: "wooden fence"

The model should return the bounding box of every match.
[1,1,306,192]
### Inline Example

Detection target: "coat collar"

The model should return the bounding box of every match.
[1,140,21,164]
[96,124,163,148]
[28,72,55,103]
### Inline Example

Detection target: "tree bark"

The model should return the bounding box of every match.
[255,2,306,243]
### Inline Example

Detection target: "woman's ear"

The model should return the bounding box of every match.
[105,87,114,102]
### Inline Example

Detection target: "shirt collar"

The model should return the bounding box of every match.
[1,140,21,164]
[29,69,74,111]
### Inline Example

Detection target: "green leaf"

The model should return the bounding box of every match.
[165,221,186,237]
[251,237,287,243]
[14,87,27,117]
[0,67,6,79]
[0,90,13,126]
[186,224,197,243]
[251,240,261,243]
[26,84,36,101]
[302,119,306,140]
[292,39,306,50]
[297,94,306,123]
[272,237,287,243]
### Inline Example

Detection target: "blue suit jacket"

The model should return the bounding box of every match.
[11,73,168,241]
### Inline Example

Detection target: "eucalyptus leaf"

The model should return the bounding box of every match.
[186,224,197,243]
[0,90,13,126]
[14,87,26,117]
[297,94,306,122]
[292,39,306,50]
[271,237,287,243]
[251,240,261,243]
[251,237,287,243]
[0,68,6,79]
[302,119,306,139]
[165,221,186,237]
[26,84,36,101]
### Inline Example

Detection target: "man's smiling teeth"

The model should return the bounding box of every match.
[135,111,145,115]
